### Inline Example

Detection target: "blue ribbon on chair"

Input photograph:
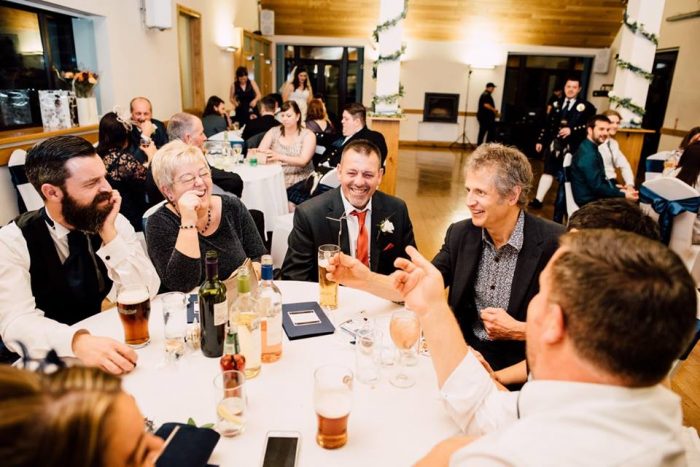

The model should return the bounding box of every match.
[639,185,700,244]
[645,159,665,174]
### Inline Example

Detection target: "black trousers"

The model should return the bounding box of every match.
[477,119,495,145]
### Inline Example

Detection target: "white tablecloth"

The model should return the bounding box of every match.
[72,282,457,467]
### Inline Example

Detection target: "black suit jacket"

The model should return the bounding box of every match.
[242,115,280,141]
[129,118,168,164]
[432,212,564,370]
[281,188,416,282]
[537,97,596,153]
[326,127,388,167]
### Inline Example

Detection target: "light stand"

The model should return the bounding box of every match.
[451,67,474,151]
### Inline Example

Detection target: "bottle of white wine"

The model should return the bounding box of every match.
[199,251,227,357]
[257,255,283,362]
[230,268,261,378]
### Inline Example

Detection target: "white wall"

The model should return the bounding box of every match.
[657,0,700,151]
[36,0,258,120]
[399,38,619,143]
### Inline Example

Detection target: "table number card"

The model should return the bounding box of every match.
[282,302,335,340]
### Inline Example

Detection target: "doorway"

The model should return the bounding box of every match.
[640,49,678,160]
[177,5,204,115]
[276,45,363,127]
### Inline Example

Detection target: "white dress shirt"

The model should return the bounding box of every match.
[599,138,635,186]
[441,352,700,466]
[339,189,372,263]
[0,211,160,358]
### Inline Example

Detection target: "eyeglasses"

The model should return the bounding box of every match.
[175,169,211,185]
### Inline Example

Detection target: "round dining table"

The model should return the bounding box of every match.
[73,281,458,466]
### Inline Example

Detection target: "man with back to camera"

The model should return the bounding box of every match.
[325,143,564,375]
[0,136,160,372]
[390,229,700,465]
[242,94,281,142]
[281,139,415,282]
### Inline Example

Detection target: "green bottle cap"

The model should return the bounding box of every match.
[237,268,250,293]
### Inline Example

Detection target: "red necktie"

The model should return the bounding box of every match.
[351,210,369,267]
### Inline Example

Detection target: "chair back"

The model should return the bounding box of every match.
[142,200,167,233]
[270,213,294,269]
[640,177,700,277]
[319,168,340,189]
[645,151,673,182]
[249,208,269,250]
[8,149,43,213]
[562,153,579,217]
[246,132,266,150]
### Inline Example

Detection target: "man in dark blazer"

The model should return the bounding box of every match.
[281,139,415,282]
[324,103,388,168]
[530,77,596,220]
[128,97,168,164]
[242,94,280,142]
[571,115,638,206]
[325,143,564,374]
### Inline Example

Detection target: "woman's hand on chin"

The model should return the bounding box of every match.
[177,190,205,219]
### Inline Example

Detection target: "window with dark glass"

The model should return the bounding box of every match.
[0,1,77,130]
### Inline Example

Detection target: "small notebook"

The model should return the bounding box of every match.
[282,302,335,340]
[155,422,220,467]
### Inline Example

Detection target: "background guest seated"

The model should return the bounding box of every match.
[146,141,266,292]
[305,98,336,135]
[256,101,316,208]
[666,142,700,244]
[0,365,164,466]
[96,111,153,231]
[0,136,160,372]
[201,95,232,138]
[242,94,280,142]
[323,103,388,168]
[128,96,168,164]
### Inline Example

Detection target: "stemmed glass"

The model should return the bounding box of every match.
[389,308,421,388]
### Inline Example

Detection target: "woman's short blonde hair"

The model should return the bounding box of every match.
[150,139,208,192]
[0,365,123,467]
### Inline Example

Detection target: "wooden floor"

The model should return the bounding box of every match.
[394,146,700,431]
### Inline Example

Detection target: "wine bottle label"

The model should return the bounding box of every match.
[266,309,282,345]
[214,301,228,326]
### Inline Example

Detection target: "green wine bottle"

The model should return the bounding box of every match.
[199,251,227,357]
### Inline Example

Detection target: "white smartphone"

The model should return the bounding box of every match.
[261,431,301,467]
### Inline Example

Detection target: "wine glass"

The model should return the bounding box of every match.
[389,308,421,388]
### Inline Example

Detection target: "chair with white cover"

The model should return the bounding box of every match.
[141,200,167,234]
[639,177,700,285]
[644,151,673,182]
[8,149,43,213]
[319,168,340,189]
[562,152,579,218]
[270,213,294,270]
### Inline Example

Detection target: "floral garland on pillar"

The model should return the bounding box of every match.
[369,0,408,116]
[609,7,659,125]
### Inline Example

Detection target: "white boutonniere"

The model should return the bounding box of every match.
[553,101,559,108]
[576,103,585,112]
[378,217,394,236]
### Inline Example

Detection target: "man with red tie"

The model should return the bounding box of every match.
[281,140,416,282]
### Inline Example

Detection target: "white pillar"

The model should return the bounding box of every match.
[374,0,404,115]
[611,0,665,124]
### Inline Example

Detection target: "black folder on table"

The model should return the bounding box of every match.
[155,422,220,467]
[282,302,335,340]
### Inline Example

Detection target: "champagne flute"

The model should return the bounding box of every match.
[389,308,421,388]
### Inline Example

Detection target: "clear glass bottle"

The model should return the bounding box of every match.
[199,251,227,357]
[257,255,283,362]
[230,268,261,378]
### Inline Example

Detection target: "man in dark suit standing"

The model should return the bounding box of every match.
[281,140,415,282]
[477,82,499,145]
[326,143,564,374]
[571,115,638,207]
[529,77,596,220]
[324,103,388,168]
[128,97,168,164]
[242,94,280,142]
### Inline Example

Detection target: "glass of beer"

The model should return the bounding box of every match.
[389,308,421,388]
[314,365,353,449]
[213,370,246,437]
[117,285,151,348]
[318,244,340,310]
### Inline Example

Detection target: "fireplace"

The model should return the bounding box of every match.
[423,93,459,123]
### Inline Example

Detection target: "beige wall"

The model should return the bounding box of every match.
[657,0,700,151]
[40,0,258,120]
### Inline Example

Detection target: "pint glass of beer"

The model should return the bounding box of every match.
[117,285,151,348]
[318,244,340,309]
[313,365,353,449]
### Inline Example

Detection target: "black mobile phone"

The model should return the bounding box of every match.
[261,431,301,467]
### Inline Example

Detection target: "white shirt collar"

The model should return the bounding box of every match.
[43,209,72,239]
[339,188,372,216]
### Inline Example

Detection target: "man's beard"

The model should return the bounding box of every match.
[61,190,113,234]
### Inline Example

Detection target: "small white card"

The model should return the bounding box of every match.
[288,309,322,326]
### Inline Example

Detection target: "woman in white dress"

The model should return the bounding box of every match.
[282,66,313,121]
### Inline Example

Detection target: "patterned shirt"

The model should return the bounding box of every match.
[472,210,525,341]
